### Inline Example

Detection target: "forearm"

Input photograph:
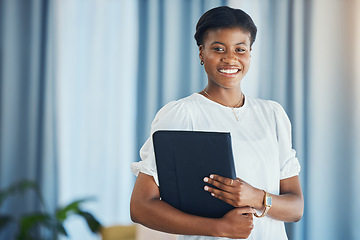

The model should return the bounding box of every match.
[130,197,220,236]
[254,190,303,222]
[253,176,304,222]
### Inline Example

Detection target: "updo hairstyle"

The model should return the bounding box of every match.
[194,6,257,47]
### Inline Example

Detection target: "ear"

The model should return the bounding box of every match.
[199,45,204,61]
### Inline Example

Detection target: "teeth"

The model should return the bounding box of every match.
[219,68,239,74]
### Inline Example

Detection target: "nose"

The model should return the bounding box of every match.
[222,52,238,64]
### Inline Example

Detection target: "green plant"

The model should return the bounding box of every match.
[0,180,102,240]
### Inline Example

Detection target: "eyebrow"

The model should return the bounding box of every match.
[211,41,248,46]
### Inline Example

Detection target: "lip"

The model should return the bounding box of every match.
[217,67,242,77]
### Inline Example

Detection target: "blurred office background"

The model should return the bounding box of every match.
[0,0,359,239]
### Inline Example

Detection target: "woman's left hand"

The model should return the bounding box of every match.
[203,174,263,209]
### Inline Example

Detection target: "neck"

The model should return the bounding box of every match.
[202,86,244,108]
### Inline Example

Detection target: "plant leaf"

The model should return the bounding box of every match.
[0,180,36,206]
[76,210,102,233]
[0,180,45,209]
[17,213,53,239]
[56,198,94,222]
[0,215,13,231]
[55,222,68,236]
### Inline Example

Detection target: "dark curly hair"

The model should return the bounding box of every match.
[194,6,257,47]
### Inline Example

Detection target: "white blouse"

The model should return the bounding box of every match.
[131,93,301,240]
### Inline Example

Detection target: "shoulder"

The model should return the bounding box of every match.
[155,94,196,118]
[151,94,198,130]
[246,96,284,114]
[246,96,290,124]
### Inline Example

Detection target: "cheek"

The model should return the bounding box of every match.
[203,55,218,68]
[203,64,213,76]
[240,55,251,68]
[246,57,251,68]
[203,52,215,61]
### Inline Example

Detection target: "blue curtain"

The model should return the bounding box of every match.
[55,1,139,239]
[0,0,57,239]
[301,1,360,239]
[1,0,360,240]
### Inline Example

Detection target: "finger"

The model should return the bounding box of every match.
[204,186,234,205]
[204,185,233,199]
[236,177,245,183]
[209,174,234,186]
[236,207,256,215]
[204,177,232,192]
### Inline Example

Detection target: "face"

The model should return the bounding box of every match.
[199,28,252,90]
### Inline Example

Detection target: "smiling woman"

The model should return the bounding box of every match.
[130,6,303,240]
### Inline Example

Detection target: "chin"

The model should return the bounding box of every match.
[214,81,242,89]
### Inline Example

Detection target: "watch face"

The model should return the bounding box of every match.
[266,196,272,206]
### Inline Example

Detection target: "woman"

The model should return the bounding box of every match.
[130,6,303,240]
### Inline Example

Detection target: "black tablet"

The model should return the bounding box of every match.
[153,130,236,218]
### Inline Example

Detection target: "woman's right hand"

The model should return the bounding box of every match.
[131,173,255,238]
[217,207,255,239]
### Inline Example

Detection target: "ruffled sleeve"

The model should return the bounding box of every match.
[271,101,301,180]
[130,100,192,185]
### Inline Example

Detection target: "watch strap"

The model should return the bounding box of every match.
[254,190,271,218]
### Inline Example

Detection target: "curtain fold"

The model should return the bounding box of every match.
[55,1,139,239]
[306,1,360,239]
[0,0,57,239]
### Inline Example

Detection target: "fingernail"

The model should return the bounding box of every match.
[210,174,214,179]
[203,177,209,182]
[204,186,209,191]
[211,193,215,196]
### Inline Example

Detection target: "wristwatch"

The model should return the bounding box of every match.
[254,190,272,218]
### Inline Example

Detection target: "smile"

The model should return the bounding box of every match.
[218,68,240,74]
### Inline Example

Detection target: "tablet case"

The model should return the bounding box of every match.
[153,130,236,218]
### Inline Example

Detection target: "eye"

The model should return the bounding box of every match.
[213,47,225,52]
[235,48,246,53]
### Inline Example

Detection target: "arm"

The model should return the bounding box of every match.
[267,176,303,222]
[204,175,304,222]
[130,172,255,239]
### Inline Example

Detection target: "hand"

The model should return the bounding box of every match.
[217,207,255,239]
[204,174,263,209]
